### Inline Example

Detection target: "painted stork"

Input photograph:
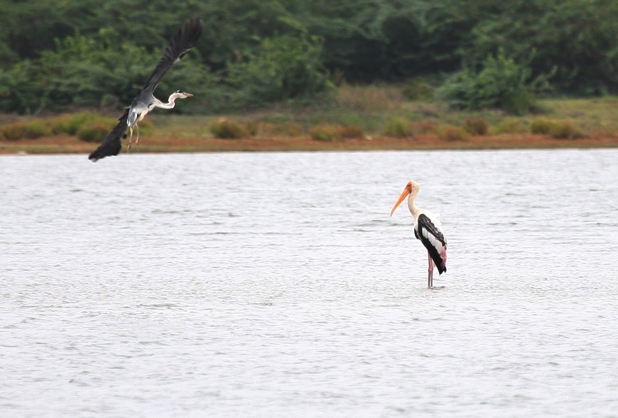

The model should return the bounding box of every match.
[390,180,447,288]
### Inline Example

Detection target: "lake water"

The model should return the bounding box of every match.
[1,149,617,417]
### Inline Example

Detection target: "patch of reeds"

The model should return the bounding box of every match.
[530,118,584,139]
[209,119,247,139]
[439,125,470,141]
[384,118,413,138]
[413,121,438,134]
[77,123,112,143]
[1,112,121,142]
[402,78,434,101]
[496,119,526,134]
[275,122,304,137]
[337,125,364,139]
[310,123,341,142]
[336,83,404,112]
[463,118,489,135]
[1,121,47,140]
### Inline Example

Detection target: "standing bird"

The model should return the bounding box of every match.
[88,17,204,162]
[390,180,447,288]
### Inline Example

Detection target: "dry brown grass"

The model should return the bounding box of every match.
[337,125,364,139]
[4,132,618,157]
[310,124,341,142]
[414,121,439,134]
[463,118,489,135]
[439,125,471,141]
[275,122,304,136]
[336,83,405,112]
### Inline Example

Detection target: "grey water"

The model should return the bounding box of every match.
[1,149,617,417]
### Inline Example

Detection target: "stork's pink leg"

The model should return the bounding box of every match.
[427,252,434,289]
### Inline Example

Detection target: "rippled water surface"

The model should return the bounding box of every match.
[1,150,618,417]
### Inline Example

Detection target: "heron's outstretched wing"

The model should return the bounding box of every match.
[88,18,203,162]
[136,17,204,100]
[88,110,129,162]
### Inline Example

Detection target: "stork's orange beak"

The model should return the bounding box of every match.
[389,181,412,217]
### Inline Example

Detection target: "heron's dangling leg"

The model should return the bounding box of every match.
[427,252,434,289]
[135,123,141,150]
[127,126,134,152]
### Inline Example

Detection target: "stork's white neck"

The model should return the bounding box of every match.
[407,190,421,218]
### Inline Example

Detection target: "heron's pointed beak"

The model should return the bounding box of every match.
[389,182,412,217]
[186,93,194,97]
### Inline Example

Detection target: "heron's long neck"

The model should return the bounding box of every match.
[154,94,180,110]
[408,193,421,218]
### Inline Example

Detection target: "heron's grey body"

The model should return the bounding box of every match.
[89,18,203,162]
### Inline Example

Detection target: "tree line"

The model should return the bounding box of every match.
[1,0,617,114]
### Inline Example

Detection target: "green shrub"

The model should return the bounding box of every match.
[548,120,583,139]
[1,121,47,140]
[463,118,489,135]
[440,49,539,115]
[402,78,434,101]
[64,112,99,135]
[338,125,364,139]
[310,123,341,141]
[414,121,438,134]
[497,119,526,134]
[209,119,247,139]
[257,122,275,138]
[530,118,556,135]
[45,114,72,135]
[242,120,259,136]
[439,125,471,141]
[77,123,110,142]
[1,122,27,140]
[385,118,412,137]
[276,122,304,136]
[227,34,333,107]
[530,118,583,139]
[24,121,47,138]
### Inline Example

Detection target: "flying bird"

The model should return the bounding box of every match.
[390,180,447,288]
[88,17,204,162]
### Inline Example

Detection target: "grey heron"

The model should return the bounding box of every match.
[88,17,204,162]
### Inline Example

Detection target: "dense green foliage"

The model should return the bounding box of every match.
[1,0,618,114]
[225,34,333,107]
[439,50,543,114]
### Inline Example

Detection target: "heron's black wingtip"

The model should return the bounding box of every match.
[88,150,112,163]
[188,17,204,29]
[88,137,122,162]
[182,17,204,43]
[88,152,107,163]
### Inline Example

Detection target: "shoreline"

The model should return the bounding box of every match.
[2,133,618,155]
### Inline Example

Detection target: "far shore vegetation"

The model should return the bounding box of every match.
[2,85,618,155]
[2,0,618,153]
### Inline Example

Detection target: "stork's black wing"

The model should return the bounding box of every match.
[135,17,204,101]
[416,213,448,274]
[88,110,129,162]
